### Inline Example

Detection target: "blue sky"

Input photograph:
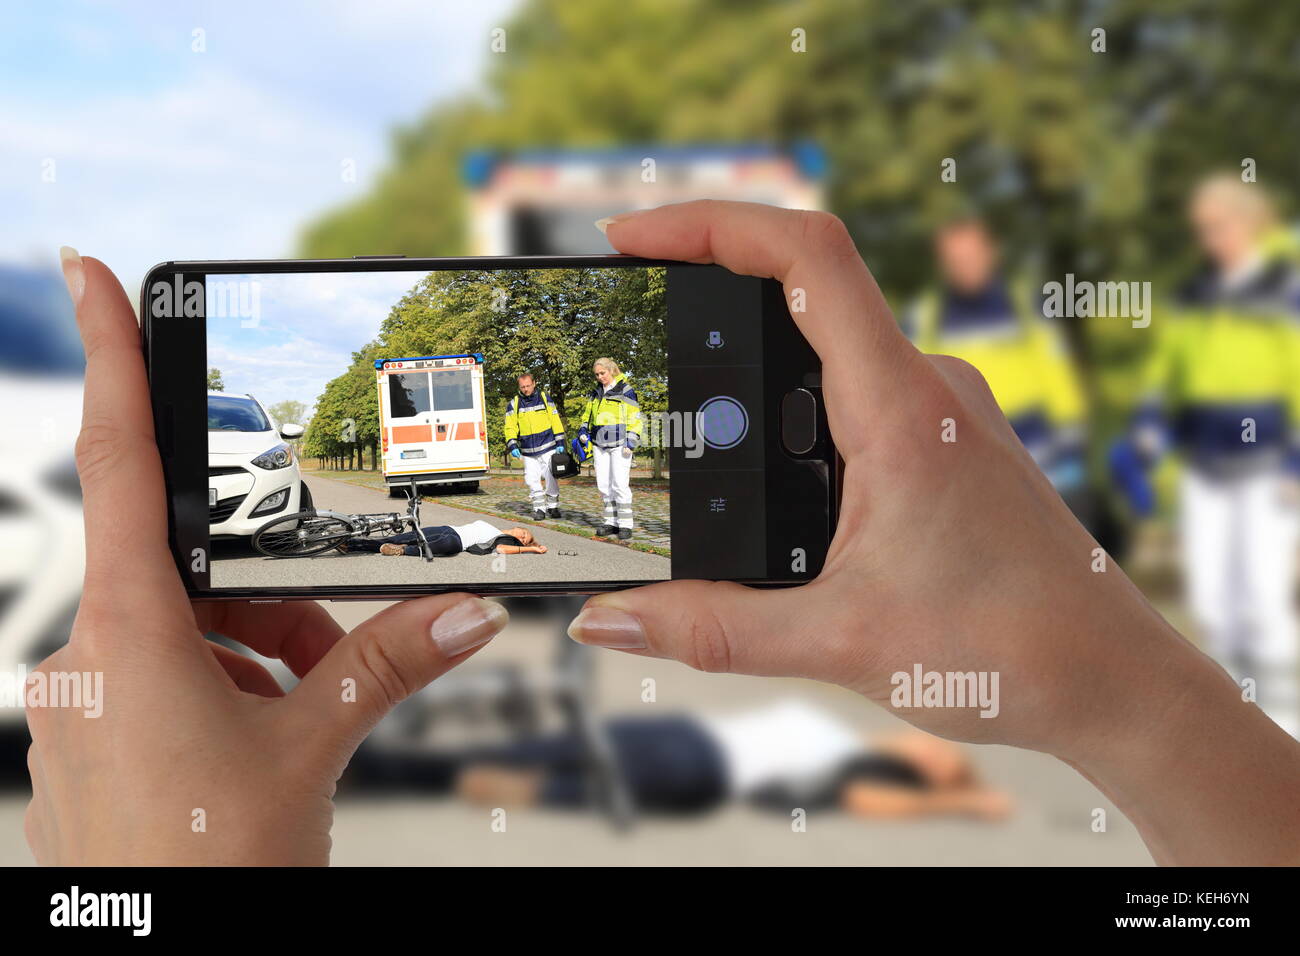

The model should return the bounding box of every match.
[1,1,519,295]
[206,270,423,411]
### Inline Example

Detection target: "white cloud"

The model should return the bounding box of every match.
[1,0,520,294]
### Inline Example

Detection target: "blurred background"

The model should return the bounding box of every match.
[3,0,1299,865]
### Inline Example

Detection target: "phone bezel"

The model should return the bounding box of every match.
[140,254,840,601]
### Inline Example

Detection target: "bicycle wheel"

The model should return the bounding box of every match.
[252,511,355,558]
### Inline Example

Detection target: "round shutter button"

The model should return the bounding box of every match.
[697,396,749,450]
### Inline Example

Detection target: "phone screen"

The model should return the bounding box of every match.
[145,259,834,598]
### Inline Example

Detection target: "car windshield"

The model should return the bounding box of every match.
[208,395,271,432]
[0,266,85,376]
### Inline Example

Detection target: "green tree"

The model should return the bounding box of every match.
[206,368,225,391]
[266,399,308,429]
[305,0,1300,286]
[300,0,1300,477]
[300,268,667,470]
[377,267,666,459]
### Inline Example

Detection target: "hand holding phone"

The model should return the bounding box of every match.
[564,202,1293,866]
[24,251,509,865]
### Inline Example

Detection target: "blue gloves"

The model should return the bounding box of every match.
[510,448,521,460]
[1108,438,1154,518]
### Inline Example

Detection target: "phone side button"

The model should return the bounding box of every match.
[780,388,817,455]
[248,599,282,604]
[352,255,407,259]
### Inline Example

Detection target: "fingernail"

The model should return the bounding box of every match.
[59,246,85,308]
[567,605,646,649]
[594,211,638,235]
[431,598,508,656]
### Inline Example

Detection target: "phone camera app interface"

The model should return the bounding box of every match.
[170,264,777,592]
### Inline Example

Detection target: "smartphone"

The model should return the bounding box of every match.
[140,255,838,601]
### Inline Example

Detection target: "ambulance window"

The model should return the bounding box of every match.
[431,368,473,411]
[389,372,430,417]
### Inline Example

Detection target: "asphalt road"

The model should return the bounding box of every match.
[209,474,670,589]
[0,600,1152,865]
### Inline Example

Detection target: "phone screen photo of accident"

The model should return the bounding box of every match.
[140,256,837,600]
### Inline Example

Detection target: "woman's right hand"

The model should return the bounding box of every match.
[570,201,1300,864]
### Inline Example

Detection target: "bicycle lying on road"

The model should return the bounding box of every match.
[251,478,437,561]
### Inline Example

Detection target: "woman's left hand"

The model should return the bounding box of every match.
[25,251,509,865]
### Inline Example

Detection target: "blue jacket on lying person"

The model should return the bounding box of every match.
[340,520,547,557]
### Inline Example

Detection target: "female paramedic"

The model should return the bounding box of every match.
[577,357,643,540]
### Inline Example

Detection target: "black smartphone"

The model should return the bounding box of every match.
[140,255,838,601]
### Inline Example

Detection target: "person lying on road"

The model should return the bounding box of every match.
[337,519,547,557]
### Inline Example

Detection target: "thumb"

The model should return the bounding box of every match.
[567,580,851,682]
[289,595,508,768]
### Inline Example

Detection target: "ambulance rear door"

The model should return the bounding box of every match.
[378,355,488,482]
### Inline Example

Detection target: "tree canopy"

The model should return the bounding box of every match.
[301,267,666,467]
[300,0,1300,293]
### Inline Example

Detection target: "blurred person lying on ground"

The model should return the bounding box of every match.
[416,698,1009,821]
[27,203,1300,866]
[338,520,547,557]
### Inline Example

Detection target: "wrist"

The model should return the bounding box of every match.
[1053,611,1300,864]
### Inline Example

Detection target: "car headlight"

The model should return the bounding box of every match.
[250,488,291,516]
[250,444,294,470]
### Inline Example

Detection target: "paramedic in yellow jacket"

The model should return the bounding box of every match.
[905,217,1087,501]
[577,358,643,540]
[1130,175,1300,737]
[504,372,568,520]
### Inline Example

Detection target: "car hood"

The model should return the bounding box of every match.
[0,374,83,470]
[208,429,278,459]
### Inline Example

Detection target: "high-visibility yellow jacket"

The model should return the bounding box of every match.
[504,388,566,457]
[578,375,643,450]
[908,279,1085,467]
[1135,253,1300,473]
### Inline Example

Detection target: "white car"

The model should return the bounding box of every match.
[208,391,308,539]
[0,264,87,738]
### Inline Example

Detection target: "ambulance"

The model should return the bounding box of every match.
[463,143,826,255]
[375,353,490,496]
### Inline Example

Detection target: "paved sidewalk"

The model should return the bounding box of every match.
[438,476,671,549]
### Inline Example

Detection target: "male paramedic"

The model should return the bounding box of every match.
[578,357,642,540]
[1130,174,1300,737]
[905,216,1088,506]
[503,372,567,521]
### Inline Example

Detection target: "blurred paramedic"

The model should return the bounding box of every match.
[906,218,1088,508]
[1132,175,1300,736]
[578,358,642,540]
[503,373,567,520]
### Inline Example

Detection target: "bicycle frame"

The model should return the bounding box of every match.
[324,476,435,562]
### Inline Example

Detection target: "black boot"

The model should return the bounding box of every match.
[532,510,548,521]
[595,525,617,537]
[547,508,561,519]
[617,528,633,540]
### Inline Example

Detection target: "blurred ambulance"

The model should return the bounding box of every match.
[463,143,825,256]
